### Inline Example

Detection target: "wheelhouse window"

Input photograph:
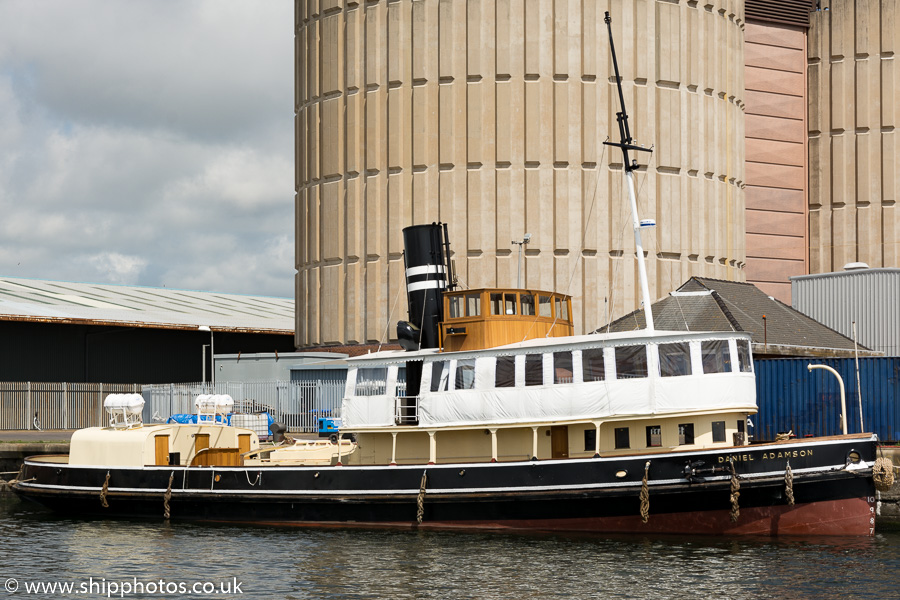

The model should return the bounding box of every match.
[355,367,388,396]
[450,293,481,318]
[555,297,569,320]
[448,295,464,319]
[646,425,662,447]
[712,421,726,443]
[454,359,476,390]
[736,340,753,373]
[553,351,573,384]
[521,294,536,316]
[678,423,695,445]
[582,348,605,382]
[539,295,552,317]
[524,354,543,386]
[614,427,630,449]
[490,292,518,315]
[702,340,731,374]
[466,293,481,317]
[615,346,648,379]
[430,361,448,392]
[659,342,691,377]
[495,356,515,388]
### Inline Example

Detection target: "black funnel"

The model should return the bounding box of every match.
[399,224,450,350]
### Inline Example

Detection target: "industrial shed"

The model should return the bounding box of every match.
[792,267,900,356]
[0,276,295,384]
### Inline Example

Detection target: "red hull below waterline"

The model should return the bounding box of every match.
[235,497,875,537]
[404,497,876,536]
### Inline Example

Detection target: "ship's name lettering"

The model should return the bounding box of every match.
[717,449,812,463]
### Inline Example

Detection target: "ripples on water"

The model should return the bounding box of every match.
[2,497,898,599]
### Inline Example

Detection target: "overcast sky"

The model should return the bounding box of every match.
[0,0,294,298]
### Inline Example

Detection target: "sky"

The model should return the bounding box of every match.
[0,0,295,299]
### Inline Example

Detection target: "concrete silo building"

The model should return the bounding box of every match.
[295,0,746,348]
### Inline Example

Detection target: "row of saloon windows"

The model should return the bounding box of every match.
[585,419,746,451]
[430,339,752,392]
[448,292,569,320]
[350,339,751,396]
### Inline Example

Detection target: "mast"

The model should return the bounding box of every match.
[603,12,655,331]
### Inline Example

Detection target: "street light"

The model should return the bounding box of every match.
[512,233,531,289]
[199,325,214,387]
[808,364,847,435]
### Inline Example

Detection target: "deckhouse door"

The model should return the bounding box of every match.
[154,435,169,466]
[551,426,569,459]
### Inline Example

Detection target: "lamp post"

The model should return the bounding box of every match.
[808,364,847,435]
[512,233,531,288]
[199,326,214,387]
[201,344,210,384]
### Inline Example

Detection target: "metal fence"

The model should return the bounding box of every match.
[0,379,347,433]
[0,382,141,430]
[143,380,347,433]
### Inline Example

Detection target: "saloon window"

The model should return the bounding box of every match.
[553,351,573,384]
[736,340,753,373]
[355,367,387,396]
[584,429,597,452]
[712,421,726,443]
[582,348,605,382]
[646,425,662,448]
[429,361,448,392]
[678,423,695,445]
[659,342,691,377]
[614,427,630,449]
[454,359,476,390]
[702,340,731,374]
[525,354,543,386]
[495,356,515,388]
[539,295,552,318]
[615,346,648,379]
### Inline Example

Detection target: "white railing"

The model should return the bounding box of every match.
[395,395,419,425]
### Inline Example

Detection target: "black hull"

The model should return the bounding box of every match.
[14,435,878,536]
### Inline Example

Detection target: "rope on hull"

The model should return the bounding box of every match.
[416,471,428,524]
[99,471,110,508]
[639,461,651,523]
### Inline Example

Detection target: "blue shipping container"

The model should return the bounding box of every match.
[754,357,900,443]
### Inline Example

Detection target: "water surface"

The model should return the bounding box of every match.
[2,497,897,599]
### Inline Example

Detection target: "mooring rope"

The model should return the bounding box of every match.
[99,471,111,508]
[163,472,174,520]
[729,458,740,523]
[873,456,895,492]
[416,471,428,524]
[640,461,651,523]
[785,460,794,506]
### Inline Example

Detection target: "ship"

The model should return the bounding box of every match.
[11,13,886,535]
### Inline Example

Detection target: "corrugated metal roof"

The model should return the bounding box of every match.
[0,276,294,334]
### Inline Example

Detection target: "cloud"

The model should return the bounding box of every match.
[0,0,294,298]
